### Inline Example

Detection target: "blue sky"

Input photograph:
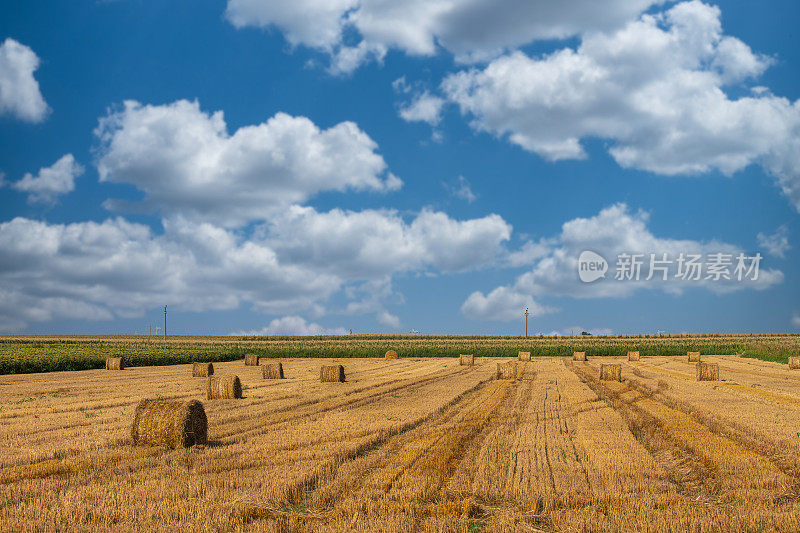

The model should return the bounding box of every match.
[0,0,798,335]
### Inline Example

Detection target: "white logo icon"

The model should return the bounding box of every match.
[578,251,608,283]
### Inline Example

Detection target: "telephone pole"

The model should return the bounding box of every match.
[524,308,529,337]
[163,305,167,340]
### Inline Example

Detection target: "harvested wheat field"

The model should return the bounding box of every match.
[2,354,800,532]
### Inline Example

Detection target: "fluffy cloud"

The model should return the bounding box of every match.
[461,286,554,322]
[95,100,401,226]
[505,240,553,268]
[399,92,445,126]
[0,216,339,331]
[225,0,661,72]
[462,203,784,321]
[757,226,790,258]
[235,315,348,335]
[11,154,83,204]
[793,313,800,329]
[0,203,512,330]
[264,205,511,276]
[443,1,800,211]
[0,38,49,122]
[377,311,401,329]
[225,0,358,50]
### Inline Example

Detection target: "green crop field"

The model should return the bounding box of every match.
[1,334,798,374]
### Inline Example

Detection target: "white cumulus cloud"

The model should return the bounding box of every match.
[462,203,784,321]
[399,92,445,126]
[264,205,511,277]
[377,310,401,329]
[94,99,401,226]
[0,38,49,122]
[0,201,513,331]
[11,154,83,204]
[0,216,340,331]
[225,0,662,72]
[461,286,555,322]
[443,1,800,211]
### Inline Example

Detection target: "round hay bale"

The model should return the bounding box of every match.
[573,351,587,361]
[385,350,398,360]
[600,363,622,381]
[627,351,640,361]
[687,351,701,362]
[192,362,213,377]
[697,362,719,381]
[105,357,125,370]
[131,399,207,449]
[320,365,345,382]
[459,354,474,366]
[496,361,518,380]
[518,351,531,361]
[244,353,260,366]
[263,362,284,379]
[788,357,800,370]
[207,375,242,399]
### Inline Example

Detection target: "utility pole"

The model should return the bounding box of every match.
[164,305,167,340]
[524,308,529,337]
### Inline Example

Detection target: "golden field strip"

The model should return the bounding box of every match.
[2,355,800,531]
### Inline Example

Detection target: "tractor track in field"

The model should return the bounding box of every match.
[569,360,722,501]
[624,364,800,483]
[540,387,558,496]
[571,360,800,510]
[215,376,503,528]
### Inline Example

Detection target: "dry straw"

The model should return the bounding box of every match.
[496,361,518,380]
[263,362,284,379]
[192,362,213,377]
[385,350,398,360]
[207,375,242,399]
[518,351,531,361]
[697,362,719,381]
[244,353,260,366]
[600,363,622,381]
[573,351,587,361]
[105,357,124,370]
[459,354,474,366]
[628,351,640,361]
[130,399,207,449]
[320,365,345,382]
[688,351,701,362]
[789,357,800,370]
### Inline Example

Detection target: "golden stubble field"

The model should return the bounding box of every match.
[2,355,800,532]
